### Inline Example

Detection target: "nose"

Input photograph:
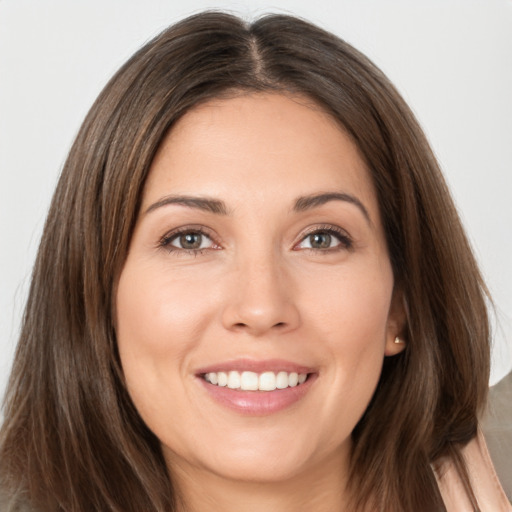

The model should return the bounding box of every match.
[221,254,301,337]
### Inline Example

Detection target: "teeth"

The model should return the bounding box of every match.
[217,372,228,387]
[259,371,276,391]
[276,371,289,389]
[240,371,259,391]
[227,371,241,389]
[204,371,309,391]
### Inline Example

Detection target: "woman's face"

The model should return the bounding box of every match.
[116,93,404,485]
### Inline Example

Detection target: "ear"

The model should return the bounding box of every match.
[384,288,407,356]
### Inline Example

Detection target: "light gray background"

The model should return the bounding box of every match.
[1,0,511,407]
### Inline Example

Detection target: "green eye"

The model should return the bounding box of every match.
[308,232,333,249]
[297,227,352,251]
[177,233,204,250]
[160,229,216,253]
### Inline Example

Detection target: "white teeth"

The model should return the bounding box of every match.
[259,371,276,391]
[240,371,259,390]
[227,371,241,389]
[276,371,289,389]
[204,370,309,391]
[217,372,228,387]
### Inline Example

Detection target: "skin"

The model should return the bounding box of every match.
[116,93,405,512]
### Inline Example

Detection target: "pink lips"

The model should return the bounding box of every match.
[196,358,317,416]
[196,358,315,375]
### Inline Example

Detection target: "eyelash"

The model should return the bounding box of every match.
[158,226,218,256]
[158,224,353,255]
[295,225,353,253]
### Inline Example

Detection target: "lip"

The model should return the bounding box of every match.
[195,358,315,375]
[195,358,318,416]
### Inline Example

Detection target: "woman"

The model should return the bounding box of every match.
[0,11,509,512]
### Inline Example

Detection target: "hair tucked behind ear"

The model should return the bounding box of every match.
[0,11,490,512]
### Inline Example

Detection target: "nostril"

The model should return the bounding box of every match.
[231,321,286,331]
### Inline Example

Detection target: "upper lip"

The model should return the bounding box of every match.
[195,358,316,376]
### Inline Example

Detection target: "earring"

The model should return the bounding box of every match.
[394,336,404,344]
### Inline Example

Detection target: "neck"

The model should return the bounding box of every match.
[170,449,353,512]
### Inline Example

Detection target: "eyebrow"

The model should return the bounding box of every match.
[294,192,371,224]
[144,191,371,223]
[145,195,230,216]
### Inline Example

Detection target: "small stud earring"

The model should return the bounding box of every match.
[394,336,404,344]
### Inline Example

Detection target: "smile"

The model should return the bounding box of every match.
[196,360,317,415]
[203,370,309,391]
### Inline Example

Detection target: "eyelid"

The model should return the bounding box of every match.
[157,223,352,255]
[158,225,221,253]
[293,224,353,251]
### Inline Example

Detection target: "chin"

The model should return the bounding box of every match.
[199,449,316,484]
[163,422,351,485]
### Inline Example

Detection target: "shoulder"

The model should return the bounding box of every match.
[482,370,512,501]
[435,426,511,511]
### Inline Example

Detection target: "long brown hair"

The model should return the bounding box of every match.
[0,11,490,511]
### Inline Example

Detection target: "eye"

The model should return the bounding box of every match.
[159,228,218,253]
[295,227,352,251]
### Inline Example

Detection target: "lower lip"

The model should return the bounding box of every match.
[198,374,317,415]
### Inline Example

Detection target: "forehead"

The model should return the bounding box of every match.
[143,92,379,220]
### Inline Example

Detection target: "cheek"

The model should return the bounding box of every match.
[116,262,215,360]
[300,262,392,424]
[302,260,393,346]
[114,261,219,425]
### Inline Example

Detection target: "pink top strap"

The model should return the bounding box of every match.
[435,429,511,511]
